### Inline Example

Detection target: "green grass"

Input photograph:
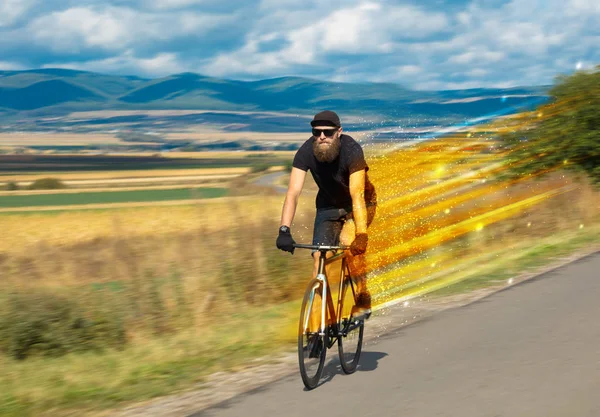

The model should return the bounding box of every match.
[0,301,300,417]
[0,187,228,208]
[428,225,600,297]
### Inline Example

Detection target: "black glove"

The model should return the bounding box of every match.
[276,226,295,254]
[350,233,368,256]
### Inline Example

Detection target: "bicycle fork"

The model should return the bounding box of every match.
[303,278,326,337]
[316,273,327,336]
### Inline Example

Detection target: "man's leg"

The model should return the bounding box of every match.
[339,205,376,316]
[309,210,342,332]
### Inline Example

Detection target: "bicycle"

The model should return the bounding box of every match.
[294,243,367,390]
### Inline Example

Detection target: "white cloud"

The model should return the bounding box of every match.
[448,50,505,65]
[566,0,600,14]
[27,6,231,53]
[29,7,157,52]
[43,51,184,77]
[147,0,208,10]
[0,60,24,70]
[397,65,422,76]
[466,68,488,77]
[203,2,448,77]
[202,43,289,77]
[1,0,599,89]
[0,0,37,27]
[317,3,448,54]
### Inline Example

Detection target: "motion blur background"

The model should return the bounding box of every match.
[0,1,598,415]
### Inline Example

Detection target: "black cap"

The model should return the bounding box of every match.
[310,110,341,127]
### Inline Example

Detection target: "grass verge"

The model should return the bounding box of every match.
[427,224,600,297]
[0,301,300,417]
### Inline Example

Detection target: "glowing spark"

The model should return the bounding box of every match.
[508,278,514,284]
[576,61,583,70]
[580,224,584,229]
[364,113,579,308]
[403,301,410,307]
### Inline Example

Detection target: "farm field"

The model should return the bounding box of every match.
[3,172,246,189]
[0,133,133,146]
[0,131,309,146]
[0,167,250,181]
[0,150,288,214]
[0,187,229,209]
[100,151,295,158]
[0,154,288,172]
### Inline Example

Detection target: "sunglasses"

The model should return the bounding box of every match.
[312,128,339,137]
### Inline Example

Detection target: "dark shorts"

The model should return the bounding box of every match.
[311,203,377,252]
[312,207,351,248]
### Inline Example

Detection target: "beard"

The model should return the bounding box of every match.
[313,136,341,163]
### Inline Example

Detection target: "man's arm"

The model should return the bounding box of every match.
[349,169,368,234]
[280,167,306,227]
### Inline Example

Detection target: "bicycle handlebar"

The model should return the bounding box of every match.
[293,243,349,251]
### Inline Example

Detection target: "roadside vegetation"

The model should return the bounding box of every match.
[500,65,599,186]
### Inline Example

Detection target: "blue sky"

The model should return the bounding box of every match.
[0,0,598,89]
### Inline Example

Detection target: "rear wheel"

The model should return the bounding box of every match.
[298,279,327,389]
[338,277,364,374]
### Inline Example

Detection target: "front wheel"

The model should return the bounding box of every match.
[338,277,364,374]
[298,279,327,389]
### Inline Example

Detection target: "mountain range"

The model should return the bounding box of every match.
[0,68,550,120]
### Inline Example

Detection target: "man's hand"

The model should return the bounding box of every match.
[350,233,368,256]
[276,226,295,254]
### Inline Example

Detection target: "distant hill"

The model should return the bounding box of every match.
[0,69,550,118]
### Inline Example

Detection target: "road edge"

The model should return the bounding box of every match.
[110,245,599,417]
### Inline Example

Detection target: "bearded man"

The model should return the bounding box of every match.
[276,110,377,316]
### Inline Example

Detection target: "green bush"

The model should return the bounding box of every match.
[27,177,66,190]
[0,290,126,360]
[4,181,19,191]
[251,164,271,173]
[284,160,293,173]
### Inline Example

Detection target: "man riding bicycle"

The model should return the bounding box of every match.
[276,110,376,317]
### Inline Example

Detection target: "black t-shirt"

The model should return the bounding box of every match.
[293,134,375,210]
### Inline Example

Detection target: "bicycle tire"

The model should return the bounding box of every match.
[298,278,327,389]
[338,277,364,374]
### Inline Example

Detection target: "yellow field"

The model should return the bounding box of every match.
[0,195,244,214]
[0,182,231,196]
[121,151,295,158]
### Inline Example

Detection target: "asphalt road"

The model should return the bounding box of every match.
[194,252,600,417]
[252,171,287,193]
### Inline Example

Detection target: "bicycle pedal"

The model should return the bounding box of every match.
[351,310,371,321]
